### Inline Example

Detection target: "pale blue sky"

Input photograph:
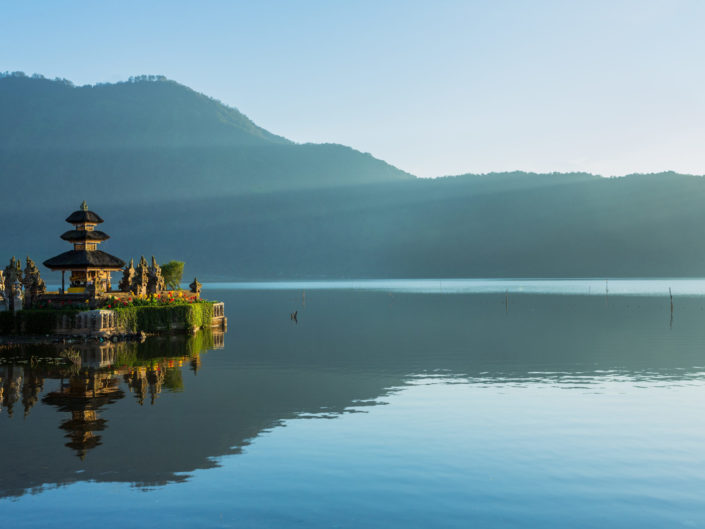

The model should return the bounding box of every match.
[2,0,704,177]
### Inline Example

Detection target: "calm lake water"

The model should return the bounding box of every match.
[3,280,705,528]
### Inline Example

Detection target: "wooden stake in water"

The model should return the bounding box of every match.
[669,287,674,329]
[505,289,508,313]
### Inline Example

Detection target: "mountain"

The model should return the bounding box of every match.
[4,170,705,280]
[0,74,289,149]
[0,73,413,208]
[2,72,705,279]
[130,171,705,279]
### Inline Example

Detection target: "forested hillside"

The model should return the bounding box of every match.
[3,171,705,280]
[2,73,704,280]
[0,73,412,206]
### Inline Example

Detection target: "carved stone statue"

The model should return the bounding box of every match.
[10,279,23,312]
[147,256,166,295]
[0,269,5,310]
[189,277,202,296]
[4,256,22,287]
[4,257,23,311]
[119,258,135,292]
[130,256,149,296]
[93,275,106,296]
[22,257,46,308]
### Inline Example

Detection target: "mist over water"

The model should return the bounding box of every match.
[3,284,705,527]
[207,278,705,296]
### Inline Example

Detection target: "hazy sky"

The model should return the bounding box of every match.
[2,0,704,177]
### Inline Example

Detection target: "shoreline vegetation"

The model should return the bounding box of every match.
[0,296,217,338]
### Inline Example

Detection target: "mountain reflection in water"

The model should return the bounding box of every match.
[2,287,705,508]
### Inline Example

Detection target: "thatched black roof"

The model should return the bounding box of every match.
[60,230,110,242]
[44,250,125,270]
[65,210,104,224]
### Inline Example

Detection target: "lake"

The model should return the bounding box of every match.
[2,280,705,528]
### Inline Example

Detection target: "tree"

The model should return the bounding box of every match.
[160,261,185,290]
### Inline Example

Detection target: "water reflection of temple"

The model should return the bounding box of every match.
[0,364,43,417]
[125,366,165,406]
[22,368,44,417]
[43,371,123,459]
[1,365,24,417]
[1,330,224,459]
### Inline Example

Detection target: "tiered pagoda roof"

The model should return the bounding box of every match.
[60,230,110,242]
[65,209,104,224]
[44,250,125,269]
[43,202,125,271]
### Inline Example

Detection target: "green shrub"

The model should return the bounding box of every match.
[1,302,214,335]
[161,261,185,290]
[114,306,139,333]
[113,302,214,333]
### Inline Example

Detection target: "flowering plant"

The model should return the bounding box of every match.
[100,291,202,309]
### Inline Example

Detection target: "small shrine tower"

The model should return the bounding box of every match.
[43,201,125,295]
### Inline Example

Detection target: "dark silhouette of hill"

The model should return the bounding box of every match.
[0,73,413,206]
[1,73,288,149]
[3,170,705,279]
[115,170,705,278]
[2,73,704,278]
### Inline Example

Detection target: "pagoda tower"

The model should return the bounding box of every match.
[44,201,125,295]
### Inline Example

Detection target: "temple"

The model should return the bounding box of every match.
[43,201,125,295]
[0,202,225,336]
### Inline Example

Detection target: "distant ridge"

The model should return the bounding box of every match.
[0,72,289,149]
[3,72,705,279]
[0,72,414,207]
